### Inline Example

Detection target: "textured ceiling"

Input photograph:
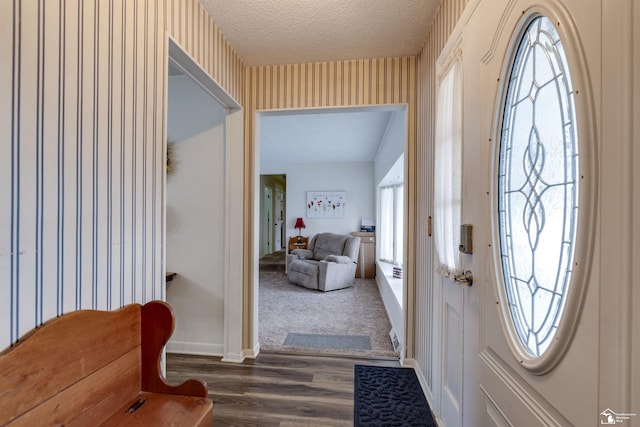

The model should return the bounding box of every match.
[199,0,440,66]
[195,1,432,165]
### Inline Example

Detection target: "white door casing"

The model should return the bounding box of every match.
[165,39,244,363]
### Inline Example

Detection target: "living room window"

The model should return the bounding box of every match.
[379,184,404,267]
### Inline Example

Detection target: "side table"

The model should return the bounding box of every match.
[288,236,309,253]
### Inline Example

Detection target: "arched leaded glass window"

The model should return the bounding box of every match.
[497,15,579,358]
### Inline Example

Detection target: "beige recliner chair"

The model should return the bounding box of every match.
[287,232,361,292]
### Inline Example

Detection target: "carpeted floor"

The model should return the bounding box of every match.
[259,250,287,272]
[259,269,397,358]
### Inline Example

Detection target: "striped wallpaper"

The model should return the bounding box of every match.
[414,0,470,395]
[243,58,418,349]
[0,0,243,350]
[1,0,469,361]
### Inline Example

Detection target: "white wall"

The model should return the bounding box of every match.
[375,110,406,187]
[166,75,227,355]
[372,109,406,354]
[261,162,374,240]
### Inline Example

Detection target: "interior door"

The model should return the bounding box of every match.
[263,187,273,254]
[274,189,284,250]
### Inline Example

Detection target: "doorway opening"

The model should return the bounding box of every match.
[254,105,407,359]
[260,174,287,255]
[259,174,287,272]
[163,38,244,361]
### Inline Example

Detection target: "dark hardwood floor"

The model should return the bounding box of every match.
[166,351,400,426]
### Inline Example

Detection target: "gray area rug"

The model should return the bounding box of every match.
[259,270,397,358]
[284,333,372,350]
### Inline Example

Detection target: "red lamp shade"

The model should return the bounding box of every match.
[294,217,306,229]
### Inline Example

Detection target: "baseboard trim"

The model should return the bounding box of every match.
[221,352,245,363]
[242,343,260,359]
[166,340,224,357]
[403,358,441,425]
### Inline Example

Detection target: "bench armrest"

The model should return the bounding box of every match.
[141,301,209,398]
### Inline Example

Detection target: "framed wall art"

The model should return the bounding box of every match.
[306,191,346,218]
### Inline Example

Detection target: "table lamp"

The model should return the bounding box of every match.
[294,217,306,236]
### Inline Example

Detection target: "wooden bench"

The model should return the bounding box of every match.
[0,301,212,426]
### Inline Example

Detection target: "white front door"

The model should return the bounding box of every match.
[450,0,630,426]
[437,276,464,427]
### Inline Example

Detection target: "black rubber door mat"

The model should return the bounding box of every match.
[354,365,437,427]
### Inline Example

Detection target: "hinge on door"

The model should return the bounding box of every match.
[428,216,432,237]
